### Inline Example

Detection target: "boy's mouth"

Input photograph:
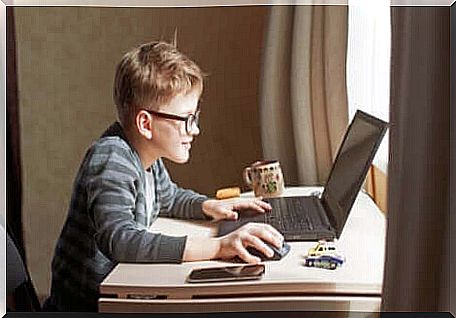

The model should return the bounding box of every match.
[182,142,192,150]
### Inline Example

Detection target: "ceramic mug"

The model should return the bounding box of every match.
[243,160,285,198]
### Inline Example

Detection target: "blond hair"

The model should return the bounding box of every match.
[113,41,204,126]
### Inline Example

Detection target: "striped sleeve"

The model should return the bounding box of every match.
[85,141,187,263]
[155,159,210,220]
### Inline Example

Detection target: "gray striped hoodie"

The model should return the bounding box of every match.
[46,122,209,311]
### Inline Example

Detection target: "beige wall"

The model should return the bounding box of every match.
[14,6,268,298]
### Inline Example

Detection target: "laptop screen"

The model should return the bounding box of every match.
[322,110,388,237]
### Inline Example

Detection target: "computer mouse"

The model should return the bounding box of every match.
[246,241,291,261]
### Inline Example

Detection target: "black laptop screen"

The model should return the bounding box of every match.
[322,110,388,237]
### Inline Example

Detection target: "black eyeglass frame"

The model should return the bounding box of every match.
[142,109,201,135]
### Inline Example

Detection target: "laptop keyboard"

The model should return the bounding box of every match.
[219,196,334,241]
[262,197,318,231]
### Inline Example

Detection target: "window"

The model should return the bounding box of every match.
[346,0,391,174]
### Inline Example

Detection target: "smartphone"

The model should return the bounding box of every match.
[186,264,265,283]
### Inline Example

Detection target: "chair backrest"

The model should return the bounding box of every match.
[6,225,41,312]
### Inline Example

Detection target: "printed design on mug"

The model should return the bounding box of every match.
[262,171,278,194]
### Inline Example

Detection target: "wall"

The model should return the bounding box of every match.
[14,6,268,298]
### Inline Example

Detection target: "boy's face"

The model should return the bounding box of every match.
[150,89,201,164]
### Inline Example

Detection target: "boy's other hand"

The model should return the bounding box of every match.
[202,197,272,221]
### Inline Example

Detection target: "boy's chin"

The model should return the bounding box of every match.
[168,154,190,164]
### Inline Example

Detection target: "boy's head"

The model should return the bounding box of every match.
[113,41,204,128]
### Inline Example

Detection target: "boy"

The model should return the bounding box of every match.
[44,41,284,311]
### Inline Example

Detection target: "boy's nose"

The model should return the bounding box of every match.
[190,124,200,136]
[187,120,200,136]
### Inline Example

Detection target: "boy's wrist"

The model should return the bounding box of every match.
[201,199,214,219]
[182,237,221,261]
[211,237,223,260]
[210,238,222,260]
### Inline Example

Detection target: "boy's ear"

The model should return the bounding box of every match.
[136,110,153,140]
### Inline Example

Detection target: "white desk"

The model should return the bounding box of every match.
[99,187,386,314]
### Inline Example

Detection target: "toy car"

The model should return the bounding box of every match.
[304,253,345,270]
[304,240,345,270]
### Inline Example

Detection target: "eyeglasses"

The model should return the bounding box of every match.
[143,109,201,135]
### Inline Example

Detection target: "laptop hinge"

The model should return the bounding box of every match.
[319,196,338,236]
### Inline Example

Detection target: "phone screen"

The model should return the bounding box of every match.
[186,264,265,283]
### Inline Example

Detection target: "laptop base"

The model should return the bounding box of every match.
[217,196,336,241]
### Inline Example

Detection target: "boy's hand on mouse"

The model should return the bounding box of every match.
[202,198,272,221]
[215,223,284,263]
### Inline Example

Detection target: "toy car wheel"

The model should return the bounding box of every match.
[330,262,337,270]
[308,260,314,267]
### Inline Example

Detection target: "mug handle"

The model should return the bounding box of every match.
[243,167,253,189]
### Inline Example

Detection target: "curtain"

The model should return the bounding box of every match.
[382,7,453,312]
[6,7,26,262]
[259,5,349,186]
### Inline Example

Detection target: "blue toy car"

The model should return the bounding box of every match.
[304,241,345,270]
[304,254,345,270]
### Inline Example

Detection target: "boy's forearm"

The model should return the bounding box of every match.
[171,188,209,220]
[182,237,221,261]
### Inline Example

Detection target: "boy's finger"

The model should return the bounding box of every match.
[245,235,274,258]
[256,200,272,210]
[249,223,283,248]
[234,201,265,213]
[222,209,238,220]
[251,201,271,212]
[236,244,261,264]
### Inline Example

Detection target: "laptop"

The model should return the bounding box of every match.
[217,110,389,241]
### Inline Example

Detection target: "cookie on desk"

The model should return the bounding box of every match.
[216,187,241,200]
